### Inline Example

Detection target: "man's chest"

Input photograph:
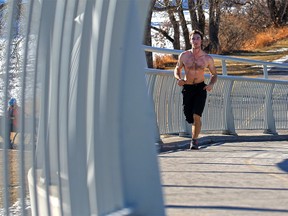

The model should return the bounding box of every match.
[183,57,207,70]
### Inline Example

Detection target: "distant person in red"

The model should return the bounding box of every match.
[7,97,19,148]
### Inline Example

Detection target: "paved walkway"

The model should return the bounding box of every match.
[159,133,288,216]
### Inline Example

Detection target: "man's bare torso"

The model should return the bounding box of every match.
[181,50,209,84]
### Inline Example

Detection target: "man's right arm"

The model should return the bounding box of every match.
[174,53,183,80]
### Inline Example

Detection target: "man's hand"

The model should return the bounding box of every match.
[177,79,185,86]
[204,84,214,91]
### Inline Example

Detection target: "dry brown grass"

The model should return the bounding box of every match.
[0,150,32,208]
[0,136,33,208]
[154,54,177,69]
[243,26,288,50]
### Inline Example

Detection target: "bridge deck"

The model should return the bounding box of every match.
[159,134,288,216]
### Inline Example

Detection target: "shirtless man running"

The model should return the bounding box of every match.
[174,30,217,150]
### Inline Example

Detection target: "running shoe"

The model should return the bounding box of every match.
[190,139,199,150]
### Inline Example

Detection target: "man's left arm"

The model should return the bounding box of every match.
[204,56,217,91]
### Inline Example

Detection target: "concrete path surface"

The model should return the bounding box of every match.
[159,135,288,216]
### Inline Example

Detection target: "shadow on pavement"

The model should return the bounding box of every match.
[278,159,288,173]
[165,205,288,213]
[159,134,288,153]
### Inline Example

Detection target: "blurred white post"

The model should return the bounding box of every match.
[264,83,277,134]
[263,65,268,79]
[28,0,165,215]
[221,59,227,75]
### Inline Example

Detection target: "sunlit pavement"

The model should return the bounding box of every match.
[159,135,288,216]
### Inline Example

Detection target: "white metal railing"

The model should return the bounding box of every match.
[144,47,288,135]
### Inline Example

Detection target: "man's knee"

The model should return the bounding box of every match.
[193,114,201,123]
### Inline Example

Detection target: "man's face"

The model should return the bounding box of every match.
[190,33,202,48]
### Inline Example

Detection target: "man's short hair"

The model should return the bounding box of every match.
[190,30,203,40]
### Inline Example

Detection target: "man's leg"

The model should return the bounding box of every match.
[190,114,201,150]
[9,124,13,149]
[192,114,201,140]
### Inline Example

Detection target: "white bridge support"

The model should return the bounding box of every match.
[32,0,165,215]
[1,0,164,215]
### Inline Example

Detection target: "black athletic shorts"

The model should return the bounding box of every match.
[181,82,207,124]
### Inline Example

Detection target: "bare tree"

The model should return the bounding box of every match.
[176,0,191,50]
[267,0,288,26]
[151,0,206,51]
[206,0,221,53]
[145,0,278,56]
[0,0,26,101]
[164,0,180,51]
[0,2,7,35]
[244,1,271,29]
[188,0,206,34]
[147,0,221,54]
[144,0,156,68]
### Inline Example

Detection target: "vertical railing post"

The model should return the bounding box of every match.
[223,80,236,135]
[263,64,268,79]
[146,73,164,150]
[264,83,277,134]
[221,59,227,75]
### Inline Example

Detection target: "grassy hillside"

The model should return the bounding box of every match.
[221,28,288,76]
